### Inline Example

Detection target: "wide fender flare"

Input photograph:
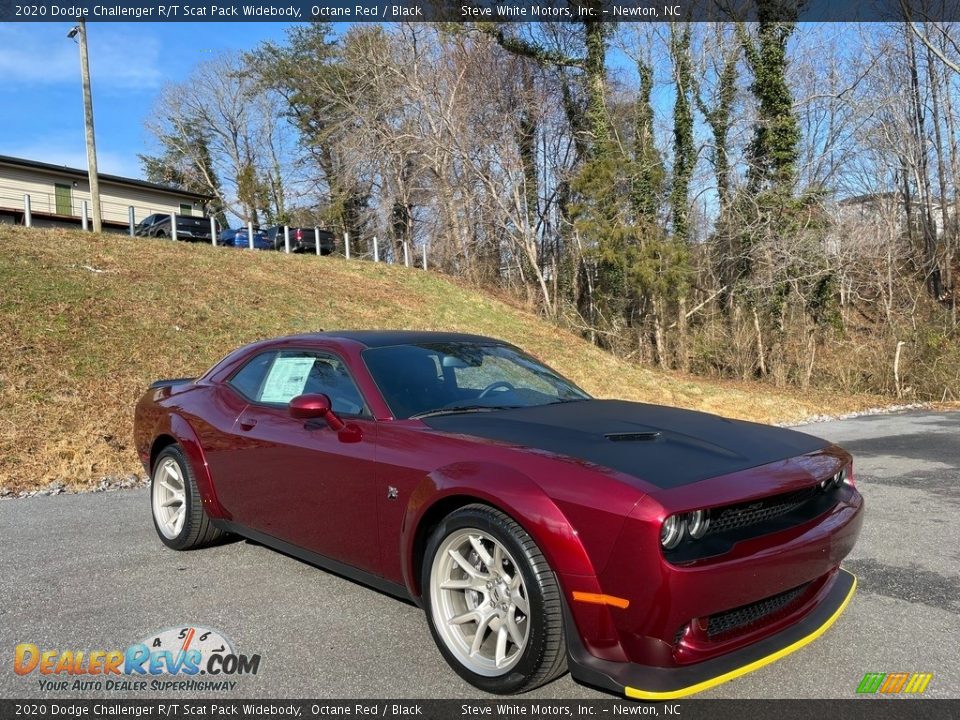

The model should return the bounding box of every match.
[400,461,598,597]
[167,413,229,519]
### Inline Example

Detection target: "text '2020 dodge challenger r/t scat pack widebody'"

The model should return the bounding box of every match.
[133,330,863,699]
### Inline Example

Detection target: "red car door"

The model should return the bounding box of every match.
[211,349,381,574]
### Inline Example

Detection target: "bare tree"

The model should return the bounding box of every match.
[145,53,291,225]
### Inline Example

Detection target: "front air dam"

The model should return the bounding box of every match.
[564,568,857,700]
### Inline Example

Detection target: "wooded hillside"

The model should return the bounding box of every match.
[142,15,960,400]
[0,227,889,491]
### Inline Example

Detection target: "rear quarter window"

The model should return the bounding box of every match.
[226,350,367,416]
[228,352,275,400]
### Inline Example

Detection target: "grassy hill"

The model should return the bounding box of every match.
[0,226,886,492]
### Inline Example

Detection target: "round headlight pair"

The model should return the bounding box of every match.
[820,467,847,491]
[660,510,711,550]
[835,467,847,486]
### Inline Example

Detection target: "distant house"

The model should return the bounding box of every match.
[835,191,955,235]
[827,191,957,256]
[0,154,211,233]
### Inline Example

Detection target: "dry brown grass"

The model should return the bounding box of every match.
[0,226,887,492]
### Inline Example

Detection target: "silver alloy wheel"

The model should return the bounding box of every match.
[152,457,187,540]
[430,528,530,676]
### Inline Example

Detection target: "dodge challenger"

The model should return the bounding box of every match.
[133,330,863,698]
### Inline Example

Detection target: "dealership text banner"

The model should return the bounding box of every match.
[1,701,959,720]
[6,0,960,23]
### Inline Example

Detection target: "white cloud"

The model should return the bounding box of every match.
[0,23,162,92]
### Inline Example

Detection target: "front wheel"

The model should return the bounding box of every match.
[422,504,567,694]
[151,444,225,550]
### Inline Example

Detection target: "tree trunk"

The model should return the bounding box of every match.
[905,23,946,300]
[652,298,666,369]
[676,295,689,372]
[753,306,767,377]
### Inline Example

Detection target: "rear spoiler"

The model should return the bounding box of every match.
[149,377,196,389]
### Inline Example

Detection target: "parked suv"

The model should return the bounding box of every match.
[218,226,272,250]
[264,226,335,255]
[135,214,212,242]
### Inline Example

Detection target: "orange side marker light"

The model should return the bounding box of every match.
[572,591,630,609]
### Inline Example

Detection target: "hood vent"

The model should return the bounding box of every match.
[604,431,661,442]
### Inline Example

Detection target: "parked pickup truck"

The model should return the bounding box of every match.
[135,213,213,242]
[264,226,336,255]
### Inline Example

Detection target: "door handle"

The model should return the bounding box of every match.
[239,418,257,431]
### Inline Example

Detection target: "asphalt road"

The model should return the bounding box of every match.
[1,410,958,700]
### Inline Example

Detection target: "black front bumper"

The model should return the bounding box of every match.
[566,568,857,700]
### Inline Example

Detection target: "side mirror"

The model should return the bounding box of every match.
[288,393,345,431]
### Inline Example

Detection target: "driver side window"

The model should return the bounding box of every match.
[228,350,367,416]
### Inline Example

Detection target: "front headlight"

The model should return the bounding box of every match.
[834,467,847,488]
[660,514,684,549]
[821,466,848,491]
[687,509,710,539]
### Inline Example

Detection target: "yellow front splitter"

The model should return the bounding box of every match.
[624,570,857,701]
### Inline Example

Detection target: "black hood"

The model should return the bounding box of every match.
[421,399,829,489]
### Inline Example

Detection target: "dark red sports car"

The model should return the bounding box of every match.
[133,331,863,698]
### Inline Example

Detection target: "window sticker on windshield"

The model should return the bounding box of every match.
[259,356,315,403]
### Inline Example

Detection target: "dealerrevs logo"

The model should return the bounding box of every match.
[14,626,261,692]
[856,672,933,695]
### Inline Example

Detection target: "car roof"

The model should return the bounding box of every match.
[288,330,509,349]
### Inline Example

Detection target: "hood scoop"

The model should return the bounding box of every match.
[604,431,662,442]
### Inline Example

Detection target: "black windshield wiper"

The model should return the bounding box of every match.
[410,404,522,420]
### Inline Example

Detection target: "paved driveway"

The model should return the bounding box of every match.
[1,411,957,699]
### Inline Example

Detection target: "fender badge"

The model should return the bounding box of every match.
[387,486,399,500]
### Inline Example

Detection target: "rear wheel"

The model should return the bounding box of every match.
[151,444,224,550]
[422,504,566,694]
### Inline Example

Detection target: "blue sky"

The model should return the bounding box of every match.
[0,22,300,179]
[0,21,676,184]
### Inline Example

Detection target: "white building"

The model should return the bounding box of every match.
[0,154,210,233]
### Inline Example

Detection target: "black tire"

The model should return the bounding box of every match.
[422,504,567,694]
[150,444,225,550]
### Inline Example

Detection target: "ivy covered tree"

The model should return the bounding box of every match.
[737,7,800,194]
[631,57,664,223]
[695,24,740,210]
[717,4,837,382]
[487,10,612,160]
[670,23,695,245]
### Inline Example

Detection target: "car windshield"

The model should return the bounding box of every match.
[362,342,590,419]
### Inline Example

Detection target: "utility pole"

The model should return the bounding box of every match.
[72,22,102,233]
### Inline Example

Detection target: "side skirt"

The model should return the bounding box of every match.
[215,520,415,604]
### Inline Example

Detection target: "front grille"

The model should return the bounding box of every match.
[706,582,809,639]
[706,486,820,537]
